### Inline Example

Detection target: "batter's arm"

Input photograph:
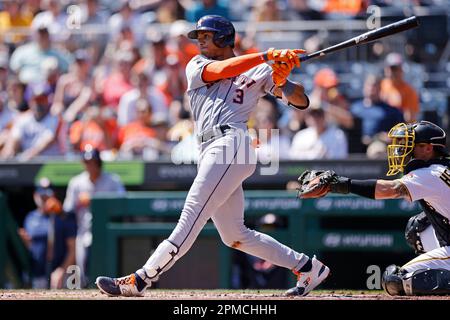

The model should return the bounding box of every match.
[202,53,266,82]
[202,49,304,82]
[273,80,309,109]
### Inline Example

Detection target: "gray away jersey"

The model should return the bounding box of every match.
[185,54,277,135]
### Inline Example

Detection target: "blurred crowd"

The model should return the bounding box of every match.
[0,0,446,164]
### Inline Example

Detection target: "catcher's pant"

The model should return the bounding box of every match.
[402,245,450,273]
[141,127,308,281]
[402,224,450,273]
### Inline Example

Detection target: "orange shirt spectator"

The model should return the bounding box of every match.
[118,99,163,160]
[323,0,367,16]
[166,20,200,68]
[118,122,156,146]
[310,68,353,129]
[380,79,419,122]
[380,53,420,123]
[69,106,118,152]
[172,42,199,69]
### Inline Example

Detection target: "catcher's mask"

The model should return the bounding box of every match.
[386,121,448,176]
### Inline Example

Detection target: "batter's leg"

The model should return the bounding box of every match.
[212,185,309,271]
[96,133,255,296]
[212,186,330,296]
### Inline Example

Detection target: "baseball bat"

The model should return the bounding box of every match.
[299,16,420,62]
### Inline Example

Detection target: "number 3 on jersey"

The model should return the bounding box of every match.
[233,89,244,104]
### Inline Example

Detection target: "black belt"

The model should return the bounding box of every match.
[198,125,231,143]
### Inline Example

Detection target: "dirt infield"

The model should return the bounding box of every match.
[1,289,449,300]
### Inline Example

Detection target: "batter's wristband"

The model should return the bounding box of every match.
[281,79,296,95]
[262,51,269,62]
[349,179,377,199]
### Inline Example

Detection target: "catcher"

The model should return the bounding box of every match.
[295,120,450,296]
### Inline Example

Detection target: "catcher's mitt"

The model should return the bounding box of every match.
[297,170,337,199]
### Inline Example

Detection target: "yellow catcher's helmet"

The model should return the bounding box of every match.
[387,123,415,176]
[386,121,448,176]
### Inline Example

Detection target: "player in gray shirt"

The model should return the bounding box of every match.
[96,15,329,297]
[64,146,125,287]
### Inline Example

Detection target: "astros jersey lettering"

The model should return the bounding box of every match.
[186,54,276,134]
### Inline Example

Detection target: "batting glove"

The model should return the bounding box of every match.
[263,48,305,68]
[272,61,293,87]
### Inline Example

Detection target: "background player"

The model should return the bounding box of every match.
[96,14,330,297]
[295,120,450,296]
[64,146,126,287]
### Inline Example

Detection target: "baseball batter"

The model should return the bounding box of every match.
[96,15,330,297]
[296,120,450,296]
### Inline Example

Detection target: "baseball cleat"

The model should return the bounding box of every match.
[285,255,330,297]
[96,273,146,297]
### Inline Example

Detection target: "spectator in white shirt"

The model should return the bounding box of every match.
[31,0,69,42]
[108,1,146,45]
[117,72,168,127]
[9,26,71,84]
[289,107,348,160]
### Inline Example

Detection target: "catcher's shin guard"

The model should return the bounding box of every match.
[402,268,450,296]
[381,265,406,296]
[136,239,179,285]
[382,265,450,296]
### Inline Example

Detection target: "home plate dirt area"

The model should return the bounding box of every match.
[1,289,449,300]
